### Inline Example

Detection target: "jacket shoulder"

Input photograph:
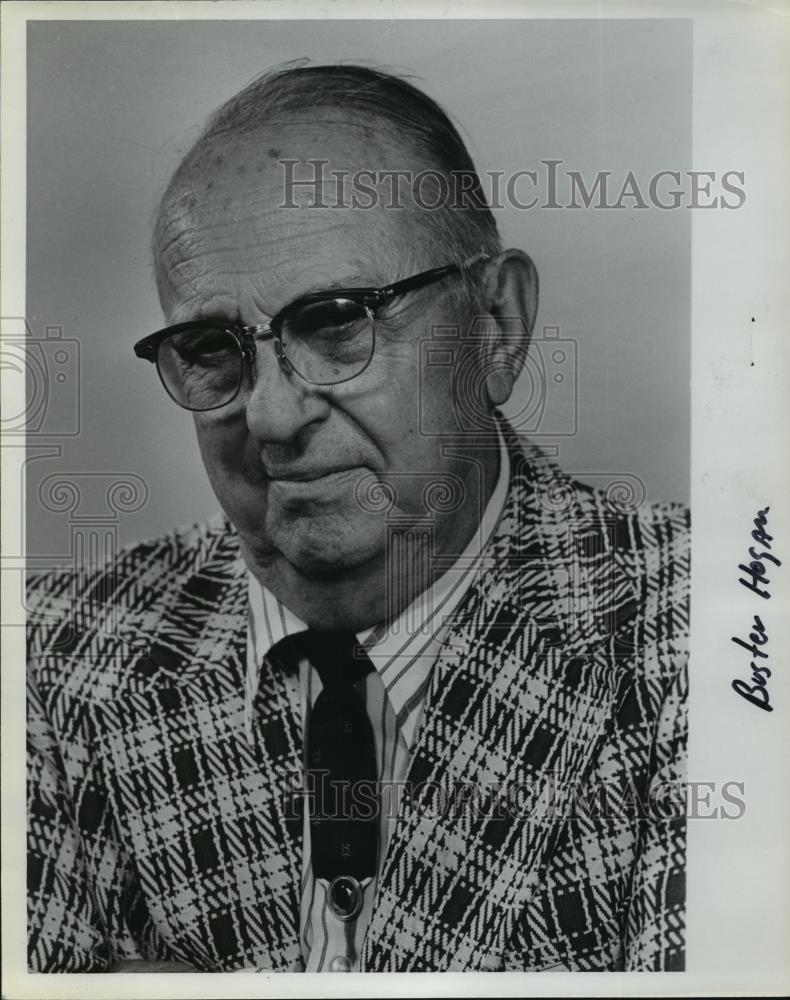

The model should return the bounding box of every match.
[605,496,691,672]
[612,497,690,596]
[26,511,236,648]
[563,475,690,665]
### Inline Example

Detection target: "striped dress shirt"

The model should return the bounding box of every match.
[246,433,509,972]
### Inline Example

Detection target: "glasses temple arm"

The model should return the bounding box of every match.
[378,252,490,301]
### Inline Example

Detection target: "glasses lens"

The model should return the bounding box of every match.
[157,327,242,411]
[279,298,373,384]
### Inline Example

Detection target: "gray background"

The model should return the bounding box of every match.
[25,18,690,559]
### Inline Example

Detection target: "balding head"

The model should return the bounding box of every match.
[153,63,502,310]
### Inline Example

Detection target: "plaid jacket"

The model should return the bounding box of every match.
[27,431,689,972]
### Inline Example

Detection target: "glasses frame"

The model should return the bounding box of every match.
[133,251,489,411]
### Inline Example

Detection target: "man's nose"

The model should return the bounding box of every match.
[243,339,329,443]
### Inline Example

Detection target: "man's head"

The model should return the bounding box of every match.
[150,64,538,628]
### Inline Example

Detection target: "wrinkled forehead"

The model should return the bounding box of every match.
[153,120,439,317]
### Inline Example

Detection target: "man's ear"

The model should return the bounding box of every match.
[479,249,539,407]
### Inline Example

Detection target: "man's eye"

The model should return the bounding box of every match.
[285,300,368,339]
[169,330,236,364]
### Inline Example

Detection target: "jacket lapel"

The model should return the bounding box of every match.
[89,520,303,970]
[361,433,639,971]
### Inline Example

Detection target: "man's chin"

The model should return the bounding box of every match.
[270,515,386,580]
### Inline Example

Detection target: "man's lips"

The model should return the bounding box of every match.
[265,465,362,483]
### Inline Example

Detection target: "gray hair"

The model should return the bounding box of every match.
[154,61,502,307]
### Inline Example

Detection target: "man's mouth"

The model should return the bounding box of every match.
[267,465,361,483]
[265,467,367,502]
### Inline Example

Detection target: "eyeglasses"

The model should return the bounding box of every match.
[134,253,489,412]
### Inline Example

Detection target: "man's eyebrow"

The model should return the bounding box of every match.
[292,273,383,297]
[192,308,242,325]
[270,272,387,314]
[188,273,390,326]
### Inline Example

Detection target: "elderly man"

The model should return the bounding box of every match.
[27,64,689,973]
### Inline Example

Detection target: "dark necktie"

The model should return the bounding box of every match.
[268,630,379,921]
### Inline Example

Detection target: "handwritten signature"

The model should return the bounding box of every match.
[732,507,781,712]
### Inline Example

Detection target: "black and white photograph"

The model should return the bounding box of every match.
[1,2,788,996]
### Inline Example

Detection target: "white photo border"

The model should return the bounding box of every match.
[2,1,788,997]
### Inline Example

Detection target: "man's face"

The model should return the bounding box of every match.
[156,125,488,621]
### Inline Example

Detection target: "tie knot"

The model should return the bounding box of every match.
[268,629,373,691]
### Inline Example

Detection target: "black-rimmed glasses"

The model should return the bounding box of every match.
[134,252,489,412]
